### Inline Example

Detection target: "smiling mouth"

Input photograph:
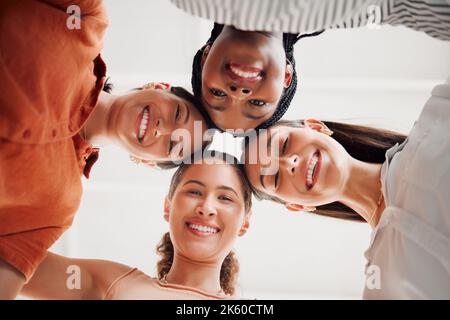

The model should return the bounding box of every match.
[136,106,150,143]
[186,222,220,236]
[226,63,263,82]
[306,150,321,190]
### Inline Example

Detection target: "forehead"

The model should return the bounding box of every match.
[132,88,177,102]
[244,125,282,160]
[181,163,242,189]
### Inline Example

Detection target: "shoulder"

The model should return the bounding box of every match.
[104,264,158,300]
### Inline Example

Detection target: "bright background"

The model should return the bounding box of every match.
[44,0,450,299]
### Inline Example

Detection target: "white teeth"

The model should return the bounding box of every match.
[230,65,260,78]
[138,108,149,140]
[188,223,219,234]
[306,154,319,187]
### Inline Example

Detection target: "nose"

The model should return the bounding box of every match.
[195,196,218,218]
[281,154,300,176]
[153,117,170,137]
[229,84,252,97]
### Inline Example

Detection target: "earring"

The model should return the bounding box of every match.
[129,155,142,164]
[322,128,334,136]
[142,82,171,90]
[303,206,316,212]
[142,83,157,90]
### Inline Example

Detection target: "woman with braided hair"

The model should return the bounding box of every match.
[172,0,450,132]
[191,23,323,131]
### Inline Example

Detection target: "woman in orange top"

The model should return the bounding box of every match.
[21,159,252,299]
[0,0,208,298]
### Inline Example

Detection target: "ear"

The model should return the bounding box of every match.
[285,203,316,212]
[283,61,294,88]
[304,119,333,136]
[238,211,252,237]
[201,45,211,68]
[163,197,171,222]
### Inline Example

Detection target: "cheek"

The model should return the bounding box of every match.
[221,207,245,232]
[202,58,223,87]
[260,75,284,104]
[131,140,162,160]
[173,195,196,212]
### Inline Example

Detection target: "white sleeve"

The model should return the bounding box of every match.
[170,0,450,40]
[169,0,386,33]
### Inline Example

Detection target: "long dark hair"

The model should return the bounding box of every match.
[250,120,407,222]
[157,161,252,295]
[191,23,324,130]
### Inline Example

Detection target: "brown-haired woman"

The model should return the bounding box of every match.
[21,159,252,299]
[244,79,450,299]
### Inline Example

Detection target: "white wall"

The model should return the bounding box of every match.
[49,0,450,299]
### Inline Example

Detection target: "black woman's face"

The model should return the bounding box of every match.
[201,26,293,131]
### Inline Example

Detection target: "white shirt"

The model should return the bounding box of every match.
[169,0,450,41]
[363,78,450,299]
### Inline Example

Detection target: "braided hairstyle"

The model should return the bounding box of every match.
[191,23,324,130]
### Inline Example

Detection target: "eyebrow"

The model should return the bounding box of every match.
[217,185,239,197]
[183,180,239,196]
[267,130,279,156]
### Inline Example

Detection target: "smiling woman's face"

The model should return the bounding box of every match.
[245,124,351,207]
[201,26,293,131]
[165,162,250,263]
[109,88,206,162]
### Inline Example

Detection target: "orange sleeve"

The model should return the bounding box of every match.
[0,227,68,282]
[0,0,108,144]
[0,138,83,282]
[0,0,107,281]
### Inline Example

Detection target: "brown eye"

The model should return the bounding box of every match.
[274,171,280,189]
[249,99,266,107]
[187,190,202,196]
[167,140,174,155]
[218,195,232,202]
[175,104,181,120]
[210,88,226,97]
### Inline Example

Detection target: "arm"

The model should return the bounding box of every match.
[0,259,25,300]
[22,252,132,300]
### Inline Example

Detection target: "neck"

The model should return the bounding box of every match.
[339,158,384,228]
[81,91,117,145]
[164,253,224,295]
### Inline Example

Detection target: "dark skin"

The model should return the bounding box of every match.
[201,26,293,131]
